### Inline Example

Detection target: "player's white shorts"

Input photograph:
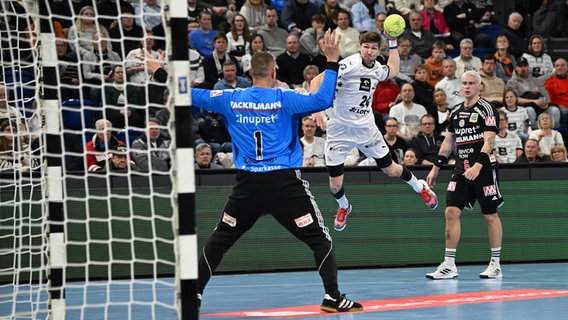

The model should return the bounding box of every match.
[325,123,389,166]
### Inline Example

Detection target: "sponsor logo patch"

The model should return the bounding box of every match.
[222,212,237,227]
[294,213,314,228]
[459,119,465,127]
[483,185,497,196]
[210,90,223,97]
[359,78,371,91]
[469,113,478,123]
[447,181,456,191]
[485,115,496,126]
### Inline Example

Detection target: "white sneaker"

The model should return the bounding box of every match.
[425,261,459,279]
[479,260,503,278]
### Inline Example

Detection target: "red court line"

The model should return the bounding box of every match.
[202,289,568,318]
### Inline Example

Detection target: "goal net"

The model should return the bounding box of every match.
[0,0,196,319]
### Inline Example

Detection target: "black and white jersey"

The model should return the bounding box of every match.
[448,97,499,174]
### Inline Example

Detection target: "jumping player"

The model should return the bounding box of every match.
[311,31,438,232]
[425,70,504,279]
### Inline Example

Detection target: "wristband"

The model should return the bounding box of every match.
[388,39,397,50]
[476,152,491,167]
[434,155,448,168]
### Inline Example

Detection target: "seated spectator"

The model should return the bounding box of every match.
[227,14,251,61]
[202,0,238,32]
[108,6,143,59]
[257,6,289,57]
[125,28,161,85]
[82,32,122,106]
[395,36,423,84]
[85,119,126,172]
[103,65,145,129]
[402,147,419,166]
[515,138,551,163]
[56,38,80,100]
[240,0,268,31]
[96,0,134,31]
[372,12,389,56]
[319,0,347,31]
[214,60,252,90]
[195,142,224,169]
[67,6,112,58]
[134,0,162,29]
[494,34,516,83]
[241,33,270,79]
[507,58,561,130]
[412,65,435,114]
[432,88,450,134]
[479,54,505,108]
[0,119,39,171]
[195,110,232,157]
[393,0,422,17]
[300,65,320,92]
[528,113,565,158]
[390,83,428,139]
[545,58,568,127]
[276,34,312,88]
[335,9,360,59]
[453,38,481,79]
[435,58,463,109]
[299,14,326,58]
[189,11,218,58]
[443,0,491,49]
[550,144,568,163]
[300,116,326,166]
[420,0,452,45]
[521,35,554,80]
[371,78,401,130]
[350,0,386,32]
[186,0,210,33]
[502,89,530,143]
[403,10,438,60]
[423,40,445,87]
[383,117,409,163]
[131,118,171,172]
[497,12,526,59]
[104,145,141,172]
[202,33,243,89]
[280,0,319,34]
[411,114,449,165]
[494,110,523,164]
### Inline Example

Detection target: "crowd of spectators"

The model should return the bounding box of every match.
[1,0,568,172]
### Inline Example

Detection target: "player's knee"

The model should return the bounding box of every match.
[445,207,461,219]
[327,164,344,177]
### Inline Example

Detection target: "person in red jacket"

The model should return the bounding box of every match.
[85,119,125,172]
[545,58,568,127]
[372,78,401,132]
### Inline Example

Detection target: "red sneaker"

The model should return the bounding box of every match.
[334,204,352,231]
[418,179,438,209]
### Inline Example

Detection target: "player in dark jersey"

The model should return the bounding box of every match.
[425,70,504,280]
[170,30,361,313]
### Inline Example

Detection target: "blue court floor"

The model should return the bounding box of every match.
[199,262,568,320]
[3,262,567,319]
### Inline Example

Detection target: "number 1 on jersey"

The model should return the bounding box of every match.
[254,130,263,160]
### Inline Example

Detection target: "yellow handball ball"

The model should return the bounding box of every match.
[383,14,406,38]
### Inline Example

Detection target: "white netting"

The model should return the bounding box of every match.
[0,1,180,319]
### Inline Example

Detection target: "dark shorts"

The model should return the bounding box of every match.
[445,169,504,214]
[220,169,332,241]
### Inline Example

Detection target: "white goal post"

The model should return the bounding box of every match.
[0,0,198,319]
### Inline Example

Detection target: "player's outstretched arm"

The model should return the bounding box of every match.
[384,32,400,79]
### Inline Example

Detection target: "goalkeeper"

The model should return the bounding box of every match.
[143,29,363,313]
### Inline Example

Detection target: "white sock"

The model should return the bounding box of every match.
[444,248,457,265]
[336,195,349,209]
[406,175,423,193]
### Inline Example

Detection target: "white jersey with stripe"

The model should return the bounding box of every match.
[326,53,390,127]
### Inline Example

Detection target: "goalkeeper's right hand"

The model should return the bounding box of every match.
[312,112,327,130]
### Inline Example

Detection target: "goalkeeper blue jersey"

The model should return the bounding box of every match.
[191,68,338,172]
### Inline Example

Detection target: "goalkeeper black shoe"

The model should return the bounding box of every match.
[320,293,364,313]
